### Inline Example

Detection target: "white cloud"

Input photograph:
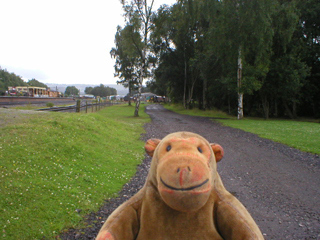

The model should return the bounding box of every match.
[0,0,176,85]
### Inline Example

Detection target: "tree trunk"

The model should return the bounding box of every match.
[187,82,194,109]
[228,92,231,114]
[261,94,269,120]
[134,81,141,117]
[202,77,207,111]
[128,83,132,106]
[283,100,295,119]
[183,49,187,109]
[292,101,298,119]
[237,46,243,119]
[274,98,278,117]
[135,52,145,117]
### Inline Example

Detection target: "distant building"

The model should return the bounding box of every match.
[49,90,60,98]
[8,86,61,97]
[80,94,95,99]
[132,92,166,102]
[108,95,124,101]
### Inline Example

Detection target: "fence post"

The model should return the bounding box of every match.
[86,101,88,113]
[76,100,80,112]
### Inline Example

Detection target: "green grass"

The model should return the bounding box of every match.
[13,103,42,110]
[163,104,320,155]
[164,103,232,119]
[0,104,150,239]
[217,119,320,154]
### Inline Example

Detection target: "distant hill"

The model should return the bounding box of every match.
[46,83,129,96]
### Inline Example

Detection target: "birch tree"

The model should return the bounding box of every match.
[120,0,155,116]
[213,0,274,119]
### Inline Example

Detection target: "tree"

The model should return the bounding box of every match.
[64,86,79,97]
[90,84,117,97]
[111,25,141,106]
[85,87,93,94]
[0,67,27,95]
[150,0,200,109]
[297,0,320,117]
[212,0,274,119]
[116,0,319,119]
[150,0,275,115]
[27,78,48,88]
[260,0,310,119]
[118,0,155,116]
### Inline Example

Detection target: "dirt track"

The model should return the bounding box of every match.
[61,104,320,240]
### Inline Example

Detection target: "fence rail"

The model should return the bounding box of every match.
[37,100,119,113]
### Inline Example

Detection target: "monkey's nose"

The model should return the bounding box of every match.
[177,167,192,186]
[176,166,191,173]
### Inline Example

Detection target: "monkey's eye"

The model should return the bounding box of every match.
[166,145,172,152]
[197,147,203,153]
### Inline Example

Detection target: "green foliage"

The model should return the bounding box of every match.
[84,87,93,94]
[144,0,319,118]
[0,105,150,239]
[46,102,54,107]
[113,0,156,116]
[27,78,48,88]
[110,25,140,90]
[297,0,320,118]
[0,69,50,96]
[64,86,79,96]
[89,84,117,97]
[0,67,27,95]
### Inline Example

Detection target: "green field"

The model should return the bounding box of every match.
[164,104,320,155]
[0,104,150,239]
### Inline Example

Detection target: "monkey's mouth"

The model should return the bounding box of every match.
[160,178,209,191]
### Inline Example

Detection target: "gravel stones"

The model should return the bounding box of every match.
[59,104,320,240]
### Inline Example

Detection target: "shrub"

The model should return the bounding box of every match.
[46,102,54,107]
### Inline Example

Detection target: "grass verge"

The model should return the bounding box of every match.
[163,104,320,155]
[0,104,150,239]
[164,103,232,119]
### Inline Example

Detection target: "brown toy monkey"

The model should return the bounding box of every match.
[96,132,264,240]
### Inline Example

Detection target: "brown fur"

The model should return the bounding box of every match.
[96,132,264,240]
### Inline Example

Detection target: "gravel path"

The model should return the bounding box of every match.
[60,104,320,240]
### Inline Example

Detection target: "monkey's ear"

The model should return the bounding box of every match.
[210,143,224,162]
[145,138,161,157]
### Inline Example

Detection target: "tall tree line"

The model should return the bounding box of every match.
[112,0,320,119]
[84,84,117,97]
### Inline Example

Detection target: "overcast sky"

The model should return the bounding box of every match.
[0,0,176,85]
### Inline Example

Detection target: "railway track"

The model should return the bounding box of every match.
[36,105,79,112]
[0,96,76,106]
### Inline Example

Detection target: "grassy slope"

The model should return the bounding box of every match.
[0,104,149,239]
[164,104,320,155]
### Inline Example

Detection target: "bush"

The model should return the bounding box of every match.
[46,102,54,107]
